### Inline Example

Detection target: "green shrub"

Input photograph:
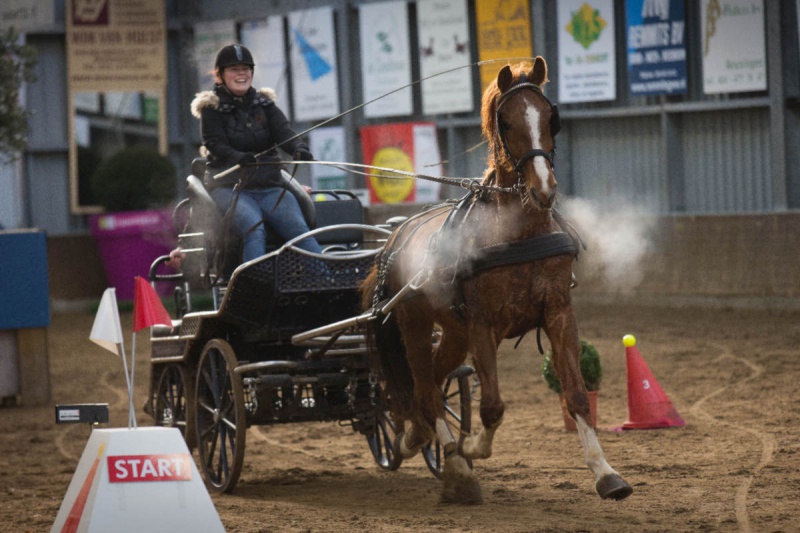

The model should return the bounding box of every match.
[542,339,602,394]
[90,146,177,211]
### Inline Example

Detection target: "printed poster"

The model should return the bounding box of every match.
[626,0,687,96]
[1,0,55,33]
[359,1,413,118]
[241,17,290,118]
[475,0,533,91]
[361,122,442,204]
[557,0,616,103]
[416,0,473,115]
[193,19,236,90]
[308,126,347,190]
[289,7,340,121]
[702,0,766,94]
[67,0,167,91]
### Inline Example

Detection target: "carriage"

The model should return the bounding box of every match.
[145,162,473,493]
[146,58,631,503]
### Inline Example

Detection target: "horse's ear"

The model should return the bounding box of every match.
[529,56,549,87]
[497,65,513,93]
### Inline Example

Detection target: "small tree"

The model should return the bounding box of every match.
[90,146,177,211]
[0,27,38,163]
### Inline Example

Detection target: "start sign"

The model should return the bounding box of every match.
[107,453,192,482]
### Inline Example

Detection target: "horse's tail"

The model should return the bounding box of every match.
[360,267,415,419]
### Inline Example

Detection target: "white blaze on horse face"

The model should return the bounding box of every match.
[524,104,551,195]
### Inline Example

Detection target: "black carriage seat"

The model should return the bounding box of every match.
[179,158,364,284]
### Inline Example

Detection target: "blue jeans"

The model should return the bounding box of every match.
[210,186,322,262]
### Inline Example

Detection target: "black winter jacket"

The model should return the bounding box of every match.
[190,85,309,189]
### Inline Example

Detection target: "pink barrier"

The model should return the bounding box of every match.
[89,209,177,300]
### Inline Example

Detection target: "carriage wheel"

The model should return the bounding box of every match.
[154,363,195,450]
[422,365,474,479]
[195,339,246,493]
[366,407,403,471]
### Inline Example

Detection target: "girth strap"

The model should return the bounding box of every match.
[471,232,577,274]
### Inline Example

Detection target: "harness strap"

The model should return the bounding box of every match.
[471,232,577,274]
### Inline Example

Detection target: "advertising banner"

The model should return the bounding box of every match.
[361,122,441,205]
[66,0,166,91]
[476,0,532,91]
[193,20,236,90]
[416,0,473,114]
[289,7,340,121]
[359,1,413,118]
[308,126,348,190]
[626,0,687,96]
[241,17,291,118]
[702,0,766,94]
[1,0,55,33]
[557,0,616,103]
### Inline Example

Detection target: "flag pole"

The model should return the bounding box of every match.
[130,333,138,429]
[117,341,134,429]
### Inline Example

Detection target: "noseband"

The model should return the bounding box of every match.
[494,82,560,172]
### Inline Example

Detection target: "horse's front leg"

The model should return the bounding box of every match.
[547,305,633,501]
[460,331,504,460]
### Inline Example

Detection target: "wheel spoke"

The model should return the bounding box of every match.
[194,341,246,493]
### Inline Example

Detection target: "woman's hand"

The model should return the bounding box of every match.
[165,247,185,270]
[293,148,314,161]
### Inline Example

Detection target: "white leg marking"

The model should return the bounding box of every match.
[435,417,455,447]
[399,431,421,459]
[461,417,503,459]
[575,415,618,481]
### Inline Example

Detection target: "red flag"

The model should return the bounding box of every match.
[133,276,172,332]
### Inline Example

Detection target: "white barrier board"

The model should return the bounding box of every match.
[51,427,225,533]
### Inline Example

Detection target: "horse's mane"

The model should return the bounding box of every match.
[480,62,548,182]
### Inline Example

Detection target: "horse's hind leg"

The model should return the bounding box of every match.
[437,415,483,504]
[394,307,439,459]
[460,331,504,460]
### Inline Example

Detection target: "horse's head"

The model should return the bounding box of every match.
[481,57,560,210]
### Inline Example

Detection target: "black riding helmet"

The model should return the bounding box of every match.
[215,44,255,70]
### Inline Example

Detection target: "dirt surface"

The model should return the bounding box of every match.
[2,299,799,532]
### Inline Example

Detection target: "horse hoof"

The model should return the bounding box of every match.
[596,473,633,501]
[395,432,420,459]
[441,456,483,505]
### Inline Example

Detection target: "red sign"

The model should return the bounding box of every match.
[106,454,192,483]
[360,123,419,204]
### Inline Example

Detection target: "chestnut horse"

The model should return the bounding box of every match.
[360,58,632,504]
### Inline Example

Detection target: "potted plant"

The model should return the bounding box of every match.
[542,339,602,430]
[88,146,178,300]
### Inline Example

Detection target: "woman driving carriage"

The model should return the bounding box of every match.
[190,43,322,263]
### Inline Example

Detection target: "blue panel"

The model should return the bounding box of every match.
[0,230,51,329]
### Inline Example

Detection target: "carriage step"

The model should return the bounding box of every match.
[235,360,299,375]
[254,374,293,387]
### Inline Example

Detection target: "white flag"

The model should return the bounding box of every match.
[90,288,124,356]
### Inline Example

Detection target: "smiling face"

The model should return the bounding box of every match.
[219,64,253,96]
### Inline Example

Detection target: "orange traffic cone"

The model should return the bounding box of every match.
[620,334,685,430]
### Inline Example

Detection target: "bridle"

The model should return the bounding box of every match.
[494,81,561,174]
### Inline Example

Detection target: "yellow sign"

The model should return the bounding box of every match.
[369,147,415,204]
[475,0,533,90]
[66,0,166,91]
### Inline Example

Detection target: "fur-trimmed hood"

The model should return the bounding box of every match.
[190,86,278,118]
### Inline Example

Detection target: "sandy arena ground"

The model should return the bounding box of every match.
[1,299,798,532]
